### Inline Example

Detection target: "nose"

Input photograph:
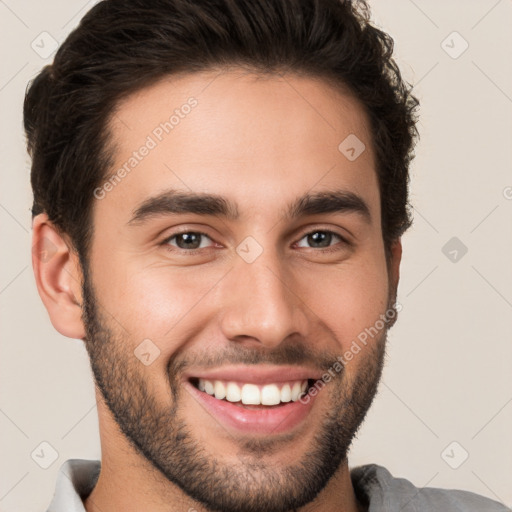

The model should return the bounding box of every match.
[218,245,309,349]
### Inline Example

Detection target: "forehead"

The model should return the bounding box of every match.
[97,69,379,225]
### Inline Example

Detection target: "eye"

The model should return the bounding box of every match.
[161,228,350,254]
[163,231,215,251]
[295,230,348,251]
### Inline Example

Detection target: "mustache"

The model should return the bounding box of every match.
[168,342,341,376]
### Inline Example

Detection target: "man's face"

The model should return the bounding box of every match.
[82,70,398,512]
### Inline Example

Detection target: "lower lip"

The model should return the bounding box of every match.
[185,381,318,435]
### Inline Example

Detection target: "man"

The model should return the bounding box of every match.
[24,0,508,511]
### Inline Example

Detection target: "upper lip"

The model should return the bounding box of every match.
[184,365,323,385]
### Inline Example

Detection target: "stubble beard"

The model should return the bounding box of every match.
[81,269,391,512]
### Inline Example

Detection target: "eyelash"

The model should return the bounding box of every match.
[160,229,351,254]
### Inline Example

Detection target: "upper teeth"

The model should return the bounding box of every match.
[197,379,308,405]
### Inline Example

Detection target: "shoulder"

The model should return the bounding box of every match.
[47,459,101,512]
[350,464,510,511]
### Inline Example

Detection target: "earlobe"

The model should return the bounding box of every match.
[384,239,402,328]
[32,214,86,340]
[388,238,402,305]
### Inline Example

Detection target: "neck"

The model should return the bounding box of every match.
[85,458,364,512]
[85,397,364,512]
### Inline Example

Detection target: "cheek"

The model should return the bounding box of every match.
[92,256,224,344]
[297,257,390,349]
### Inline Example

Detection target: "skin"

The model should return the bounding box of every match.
[32,68,402,512]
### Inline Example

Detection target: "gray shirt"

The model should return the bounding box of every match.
[47,459,510,511]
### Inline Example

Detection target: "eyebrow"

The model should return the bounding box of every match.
[128,188,371,225]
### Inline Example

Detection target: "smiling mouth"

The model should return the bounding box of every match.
[189,377,316,408]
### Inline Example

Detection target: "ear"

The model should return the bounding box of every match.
[388,238,402,303]
[31,214,86,339]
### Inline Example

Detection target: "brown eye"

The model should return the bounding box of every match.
[164,231,213,251]
[296,230,345,250]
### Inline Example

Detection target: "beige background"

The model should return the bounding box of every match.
[1,1,511,510]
